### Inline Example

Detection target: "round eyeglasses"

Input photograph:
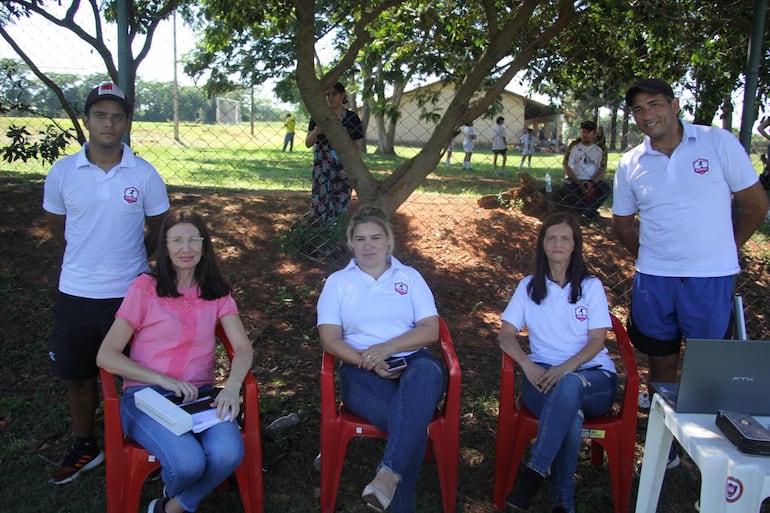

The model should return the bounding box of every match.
[166,236,204,249]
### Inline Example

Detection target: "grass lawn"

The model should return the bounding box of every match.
[5,116,766,195]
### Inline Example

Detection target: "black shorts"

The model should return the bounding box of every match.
[493,149,507,156]
[48,292,123,381]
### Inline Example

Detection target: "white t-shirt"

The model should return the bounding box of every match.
[613,120,759,277]
[462,125,477,152]
[43,143,170,298]
[567,143,603,180]
[316,256,438,357]
[520,133,535,155]
[492,124,507,151]
[501,275,615,372]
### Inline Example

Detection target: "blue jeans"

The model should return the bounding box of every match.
[339,349,446,513]
[283,132,294,151]
[121,385,244,512]
[520,365,618,513]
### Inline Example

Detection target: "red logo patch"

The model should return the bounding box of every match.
[725,476,743,502]
[693,158,709,175]
[574,305,588,321]
[394,282,408,295]
[123,187,139,204]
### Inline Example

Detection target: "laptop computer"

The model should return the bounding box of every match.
[650,338,770,415]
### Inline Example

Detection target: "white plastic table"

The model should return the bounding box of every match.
[635,393,770,512]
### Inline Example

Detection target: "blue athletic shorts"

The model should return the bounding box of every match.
[48,292,123,381]
[628,273,733,357]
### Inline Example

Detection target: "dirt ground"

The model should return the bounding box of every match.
[2,174,770,512]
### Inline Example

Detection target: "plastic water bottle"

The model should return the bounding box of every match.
[545,171,552,193]
[265,412,300,435]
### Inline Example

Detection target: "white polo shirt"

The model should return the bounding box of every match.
[501,275,615,372]
[317,256,438,357]
[613,120,758,277]
[43,143,169,299]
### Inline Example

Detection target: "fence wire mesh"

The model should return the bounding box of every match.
[1,16,769,341]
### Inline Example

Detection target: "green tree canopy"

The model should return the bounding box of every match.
[189,0,583,213]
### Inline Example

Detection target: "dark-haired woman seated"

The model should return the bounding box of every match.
[97,209,254,513]
[498,212,618,513]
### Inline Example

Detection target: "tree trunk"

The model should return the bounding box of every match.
[620,106,630,151]
[609,104,618,151]
[722,96,733,131]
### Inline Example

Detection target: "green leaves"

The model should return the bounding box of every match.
[2,123,74,166]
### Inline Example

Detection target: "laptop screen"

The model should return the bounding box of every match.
[672,338,770,415]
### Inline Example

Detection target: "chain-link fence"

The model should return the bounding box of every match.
[1,16,769,341]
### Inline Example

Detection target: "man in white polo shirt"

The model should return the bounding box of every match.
[554,120,610,221]
[43,83,170,484]
[612,78,768,467]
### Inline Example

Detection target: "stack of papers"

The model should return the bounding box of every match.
[180,396,230,433]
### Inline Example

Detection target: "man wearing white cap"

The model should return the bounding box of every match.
[43,82,169,484]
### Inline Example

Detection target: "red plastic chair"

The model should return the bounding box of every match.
[99,324,264,513]
[319,317,461,513]
[492,313,639,513]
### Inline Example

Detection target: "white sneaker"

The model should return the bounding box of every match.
[666,452,681,470]
[638,392,651,410]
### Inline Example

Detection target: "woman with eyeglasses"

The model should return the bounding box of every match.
[97,209,254,513]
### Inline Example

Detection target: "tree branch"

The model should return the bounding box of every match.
[0,24,86,143]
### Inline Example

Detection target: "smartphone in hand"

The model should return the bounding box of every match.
[386,357,407,373]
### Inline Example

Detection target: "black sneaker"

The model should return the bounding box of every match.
[505,466,545,512]
[48,437,105,485]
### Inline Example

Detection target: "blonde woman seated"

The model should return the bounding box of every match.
[498,212,618,513]
[317,206,446,513]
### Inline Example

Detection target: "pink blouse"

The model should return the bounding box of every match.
[116,273,238,389]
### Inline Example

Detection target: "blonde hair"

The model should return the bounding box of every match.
[346,206,395,254]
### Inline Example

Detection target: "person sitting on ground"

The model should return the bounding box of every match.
[498,212,618,513]
[96,209,254,513]
[553,120,610,221]
[317,205,446,513]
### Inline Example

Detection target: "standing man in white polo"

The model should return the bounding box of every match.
[43,82,170,484]
[612,78,768,467]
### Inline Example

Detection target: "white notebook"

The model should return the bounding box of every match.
[135,387,193,435]
[135,388,230,435]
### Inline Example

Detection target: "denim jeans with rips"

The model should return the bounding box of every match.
[339,348,446,513]
[121,385,244,512]
[520,365,618,513]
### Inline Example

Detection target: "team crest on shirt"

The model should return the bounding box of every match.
[692,158,709,175]
[123,186,140,204]
[394,282,408,295]
[574,305,588,321]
